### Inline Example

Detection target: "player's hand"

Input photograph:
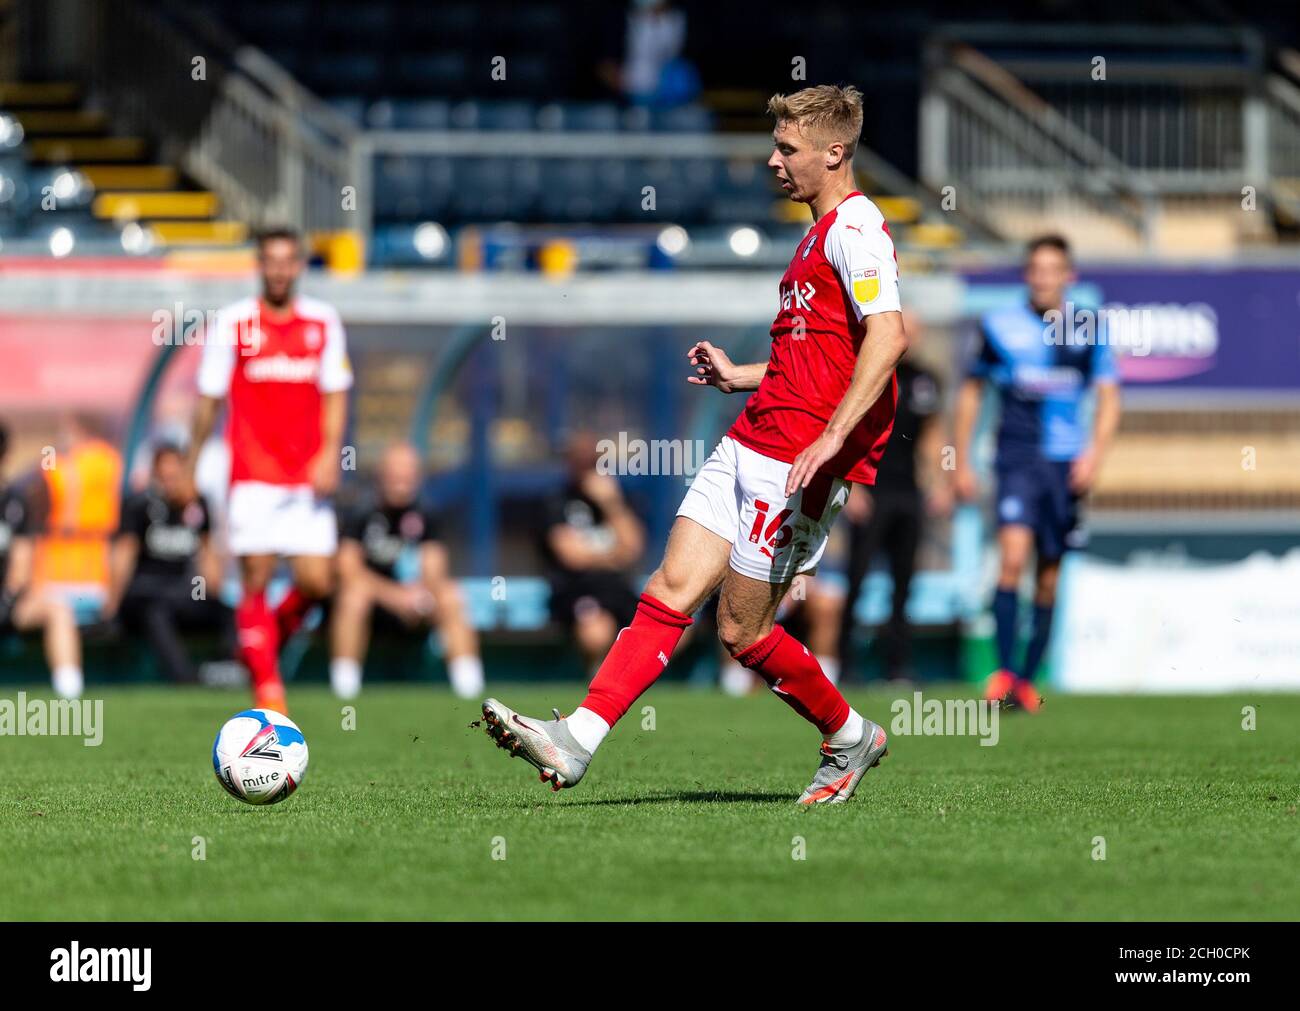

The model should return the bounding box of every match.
[579,470,622,509]
[953,464,979,502]
[785,428,846,497]
[1069,448,1099,494]
[926,483,955,518]
[310,448,340,498]
[844,485,873,524]
[686,340,740,393]
[395,585,435,626]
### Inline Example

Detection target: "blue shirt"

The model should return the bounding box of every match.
[968,303,1119,464]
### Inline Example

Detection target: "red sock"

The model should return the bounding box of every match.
[236,590,283,701]
[733,624,849,734]
[274,586,314,642]
[577,593,693,727]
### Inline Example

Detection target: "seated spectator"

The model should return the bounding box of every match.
[540,432,645,673]
[0,421,85,698]
[331,442,485,700]
[103,443,232,683]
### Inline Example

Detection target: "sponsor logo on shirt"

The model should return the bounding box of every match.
[1012,363,1084,395]
[145,523,200,561]
[851,267,880,304]
[780,281,817,312]
[243,354,322,383]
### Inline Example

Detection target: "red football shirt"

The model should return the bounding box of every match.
[728,192,902,484]
[197,295,353,485]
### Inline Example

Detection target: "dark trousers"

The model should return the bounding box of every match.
[838,489,922,679]
[120,579,235,683]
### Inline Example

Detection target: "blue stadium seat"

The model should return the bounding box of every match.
[397,52,469,92]
[651,105,716,132]
[367,98,452,130]
[536,102,621,133]
[313,53,383,92]
[473,101,537,131]
[327,96,367,126]
[374,156,431,219]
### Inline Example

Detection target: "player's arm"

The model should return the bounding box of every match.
[311,391,347,497]
[197,532,224,604]
[786,218,909,494]
[190,307,239,479]
[547,524,603,570]
[582,472,644,567]
[686,341,766,393]
[312,308,354,497]
[1070,380,1121,493]
[1068,334,1123,493]
[337,537,375,589]
[787,311,907,494]
[186,395,221,481]
[3,532,33,597]
[103,534,139,619]
[917,405,954,515]
[952,377,983,502]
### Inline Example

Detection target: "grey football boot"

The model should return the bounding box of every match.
[796,719,889,805]
[480,698,592,791]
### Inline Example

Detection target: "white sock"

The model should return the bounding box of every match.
[330,658,362,700]
[565,706,610,755]
[720,659,753,696]
[448,655,485,699]
[825,707,865,748]
[52,665,83,700]
[817,654,841,686]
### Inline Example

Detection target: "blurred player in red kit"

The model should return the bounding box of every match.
[187,228,352,712]
[481,85,908,804]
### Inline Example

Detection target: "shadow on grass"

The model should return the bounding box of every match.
[561,790,791,807]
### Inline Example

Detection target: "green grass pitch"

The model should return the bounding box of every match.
[1,684,1296,920]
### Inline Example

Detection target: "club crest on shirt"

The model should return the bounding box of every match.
[305,324,323,350]
[801,233,818,259]
[851,267,880,304]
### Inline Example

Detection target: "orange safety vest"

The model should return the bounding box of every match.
[34,438,122,588]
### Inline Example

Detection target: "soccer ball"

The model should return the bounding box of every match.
[212,709,309,805]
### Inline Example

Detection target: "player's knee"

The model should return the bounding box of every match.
[296,569,334,600]
[644,565,691,611]
[998,554,1026,586]
[716,611,763,656]
[1035,566,1060,604]
[334,581,372,616]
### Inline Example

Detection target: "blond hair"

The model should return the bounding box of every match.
[767,84,863,156]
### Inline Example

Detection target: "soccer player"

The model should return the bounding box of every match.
[953,234,1121,712]
[188,227,353,713]
[103,442,231,683]
[0,421,85,699]
[480,85,907,803]
[330,441,485,700]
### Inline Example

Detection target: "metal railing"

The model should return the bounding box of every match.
[920,24,1300,246]
[84,0,355,234]
[922,44,1151,244]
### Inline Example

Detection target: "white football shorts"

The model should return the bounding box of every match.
[226,481,338,558]
[676,436,850,584]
